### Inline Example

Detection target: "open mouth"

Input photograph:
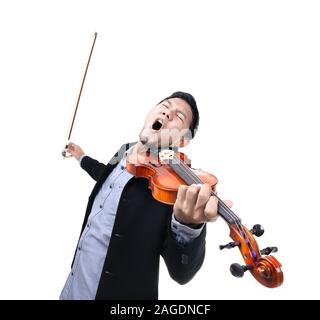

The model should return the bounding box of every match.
[152,119,163,131]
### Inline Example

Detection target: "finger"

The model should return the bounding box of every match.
[223,199,233,208]
[65,154,73,158]
[176,185,188,202]
[195,183,211,209]
[67,142,74,150]
[185,184,201,207]
[207,215,219,223]
[203,196,219,221]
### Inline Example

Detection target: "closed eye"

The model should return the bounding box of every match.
[177,112,184,122]
[162,103,184,122]
[177,115,183,122]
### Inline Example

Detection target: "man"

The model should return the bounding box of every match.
[60,91,232,300]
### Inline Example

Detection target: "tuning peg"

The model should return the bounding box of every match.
[250,224,264,237]
[260,246,278,255]
[230,263,253,278]
[219,241,240,250]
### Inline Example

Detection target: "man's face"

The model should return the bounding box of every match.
[139,97,193,150]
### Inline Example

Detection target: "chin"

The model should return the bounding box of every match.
[139,130,157,147]
[139,127,176,151]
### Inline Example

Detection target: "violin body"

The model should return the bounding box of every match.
[127,151,218,205]
[127,149,283,288]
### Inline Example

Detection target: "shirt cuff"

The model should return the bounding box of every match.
[79,154,86,165]
[171,213,205,246]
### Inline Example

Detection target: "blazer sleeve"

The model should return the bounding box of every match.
[80,155,108,182]
[160,215,206,285]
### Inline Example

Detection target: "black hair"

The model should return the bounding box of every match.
[159,91,199,139]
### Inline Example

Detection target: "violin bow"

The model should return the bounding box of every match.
[62,32,98,158]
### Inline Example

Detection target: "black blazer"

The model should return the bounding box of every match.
[71,142,206,300]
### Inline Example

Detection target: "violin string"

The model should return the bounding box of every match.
[171,154,243,230]
[172,155,256,254]
[177,156,248,239]
[171,154,257,262]
[171,155,236,219]
[166,154,256,258]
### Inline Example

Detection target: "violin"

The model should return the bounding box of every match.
[126,149,283,288]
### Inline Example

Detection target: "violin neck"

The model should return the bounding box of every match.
[217,196,241,226]
[169,155,241,226]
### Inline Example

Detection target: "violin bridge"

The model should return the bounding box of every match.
[159,149,174,163]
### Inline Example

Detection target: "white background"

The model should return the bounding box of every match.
[0,0,319,300]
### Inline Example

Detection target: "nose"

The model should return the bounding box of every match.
[162,110,173,121]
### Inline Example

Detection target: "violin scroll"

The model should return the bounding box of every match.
[253,255,283,288]
[222,223,283,288]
